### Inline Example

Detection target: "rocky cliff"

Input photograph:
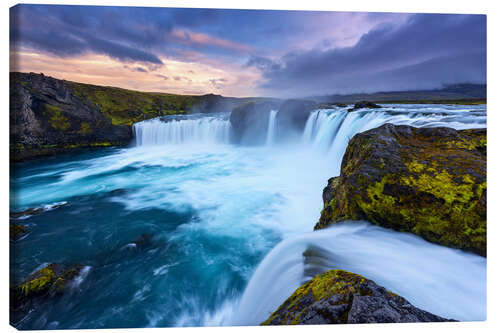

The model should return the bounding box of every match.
[316,124,486,256]
[262,269,453,325]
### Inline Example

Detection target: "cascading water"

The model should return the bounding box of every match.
[230,222,486,325]
[266,110,278,145]
[11,103,486,329]
[133,113,232,146]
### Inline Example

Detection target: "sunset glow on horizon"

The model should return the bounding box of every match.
[10,5,486,97]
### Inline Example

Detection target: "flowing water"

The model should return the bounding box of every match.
[10,104,486,329]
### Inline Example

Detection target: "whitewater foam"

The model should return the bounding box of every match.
[230,222,486,324]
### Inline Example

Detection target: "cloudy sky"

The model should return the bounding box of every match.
[10,5,486,97]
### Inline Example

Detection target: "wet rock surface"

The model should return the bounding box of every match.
[262,269,454,325]
[229,101,280,144]
[10,263,84,325]
[315,124,486,256]
[10,224,29,241]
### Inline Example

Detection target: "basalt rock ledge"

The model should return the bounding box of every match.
[262,269,454,325]
[315,123,486,256]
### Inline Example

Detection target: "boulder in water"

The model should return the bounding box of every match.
[10,263,84,325]
[10,202,67,219]
[14,263,82,298]
[262,269,454,325]
[315,124,486,256]
[10,224,28,241]
[131,233,154,249]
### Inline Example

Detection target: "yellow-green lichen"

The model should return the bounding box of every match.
[262,270,388,325]
[78,121,92,135]
[10,224,28,240]
[318,126,486,255]
[70,82,197,126]
[44,104,71,131]
[19,265,57,296]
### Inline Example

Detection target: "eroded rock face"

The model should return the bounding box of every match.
[229,101,281,144]
[262,269,453,325]
[315,124,486,256]
[276,99,317,135]
[10,72,132,161]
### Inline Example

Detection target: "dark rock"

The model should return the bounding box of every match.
[10,207,45,219]
[347,101,382,112]
[10,202,67,219]
[109,188,129,196]
[10,72,132,161]
[315,124,486,256]
[132,233,154,249]
[276,99,317,135]
[229,101,281,144]
[315,103,348,109]
[10,224,28,241]
[10,263,84,324]
[262,269,454,325]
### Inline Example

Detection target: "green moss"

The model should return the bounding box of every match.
[262,270,386,325]
[317,126,486,255]
[90,142,112,147]
[10,224,28,240]
[69,82,198,126]
[44,104,71,131]
[19,264,57,296]
[78,121,92,135]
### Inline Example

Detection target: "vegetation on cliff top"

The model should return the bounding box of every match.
[68,82,195,126]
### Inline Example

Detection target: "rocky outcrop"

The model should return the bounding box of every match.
[10,72,132,161]
[10,224,28,241]
[10,263,84,323]
[262,269,453,325]
[316,124,486,256]
[229,101,281,144]
[10,202,68,219]
[276,99,317,134]
[347,101,382,112]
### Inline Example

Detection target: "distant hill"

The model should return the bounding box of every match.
[313,84,486,104]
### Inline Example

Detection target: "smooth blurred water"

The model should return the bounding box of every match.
[10,104,486,329]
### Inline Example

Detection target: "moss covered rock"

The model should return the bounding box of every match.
[15,263,81,298]
[262,269,453,325]
[10,224,28,241]
[315,124,486,256]
[10,263,83,324]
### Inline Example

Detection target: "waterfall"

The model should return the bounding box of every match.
[230,222,486,325]
[133,114,231,146]
[266,110,278,145]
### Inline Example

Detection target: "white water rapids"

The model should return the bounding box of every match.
[126,104,486,324]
